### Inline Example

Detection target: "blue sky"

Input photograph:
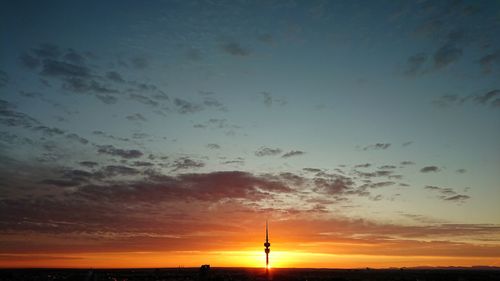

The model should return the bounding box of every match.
[0,0,499,268]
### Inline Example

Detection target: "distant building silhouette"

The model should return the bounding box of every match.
[199,264,210,281]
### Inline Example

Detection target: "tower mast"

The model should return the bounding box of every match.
[264,220,271,276]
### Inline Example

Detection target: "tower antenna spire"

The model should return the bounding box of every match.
[266,220,269,243]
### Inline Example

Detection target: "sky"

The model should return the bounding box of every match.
[0,0,499,269]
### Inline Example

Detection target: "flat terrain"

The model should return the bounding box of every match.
[1,267,499,281]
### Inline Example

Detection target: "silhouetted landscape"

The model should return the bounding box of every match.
[2,267,500,281]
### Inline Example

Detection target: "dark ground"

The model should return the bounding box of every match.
[1,267,499,281]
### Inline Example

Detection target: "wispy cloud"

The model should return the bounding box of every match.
[420,166,440,173]
[220,42,250,56]
[255,147,282,157]
[126,113,147,122]
[206,143,221,150]
[362,143,391,151]
[404,52,427,76]
[479,49,500,74]
[174,98,203,114]
[260,92,287,107]
[432,90,500,108]
[282,150,305,158]
[96,144,143,159]
[424,185,470,203]
[171,157,205,171]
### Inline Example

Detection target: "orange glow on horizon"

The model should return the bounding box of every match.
[1,250,499,269]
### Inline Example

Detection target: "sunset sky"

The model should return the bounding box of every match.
[1,0,500,269]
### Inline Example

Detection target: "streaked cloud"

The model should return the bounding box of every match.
[420,166,440,173]
[255,147,282,157]
[282,150,305,158]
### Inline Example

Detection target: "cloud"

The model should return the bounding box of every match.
[105,71,125,83]
[282,150,305,158]
[207,143,220,149]
[356,169,394,178]
[433,30,464,70]
[203,97,227,111]
[424,185,470,203]
[65,133,89,145]
[63,49,85,65]
[474,89,500,107]
[17,44,171,107]
[40,178,83,187]
[369,181,395,188]
[411,20,467,74]
[0,160,491,258]
[174,98,202,114]
[129,94,159,107]
[314,177,353,195]
[19,53,40,69]
[479,49,500,74]
[131,161,155,167]
[100,165,140,177]
[255,147,282,157]
[96,145,143,159]
[171,157,205,171]
[41,59,91,78]
[434,44,462,69]
[303,168,321,173]
[420,166,440,173]
[379,165,396,169]
[432,90,500,109]
[40,165,143,187]
[0,100,91,149]
[96,94,118,105]
[18,91,76,115]
[63,78,118,96]
[33,126,65,136]
[362,143,391,151]
[0,100,41,128]
[131,171,293,203]
[432,94,467,107]
[456,169,466,174]
[126,113,147,122]
[79,161,98,168]
[221,158,245,165]
[221,42,250,56]
[354,163,371,168]
[16,44,175,112]
[260,92,287,107]
[425,185,454,194]
[132,133,148,140]
[93,131,130,142]
[404,52,427,76]
[444,194,470,202]
[31,43,61,59]
[0,132,34,146]
[402,141,413,147]
[194,119,239,133]
[198,90,215,96]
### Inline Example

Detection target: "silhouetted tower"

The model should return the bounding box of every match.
[264,220,271,275]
